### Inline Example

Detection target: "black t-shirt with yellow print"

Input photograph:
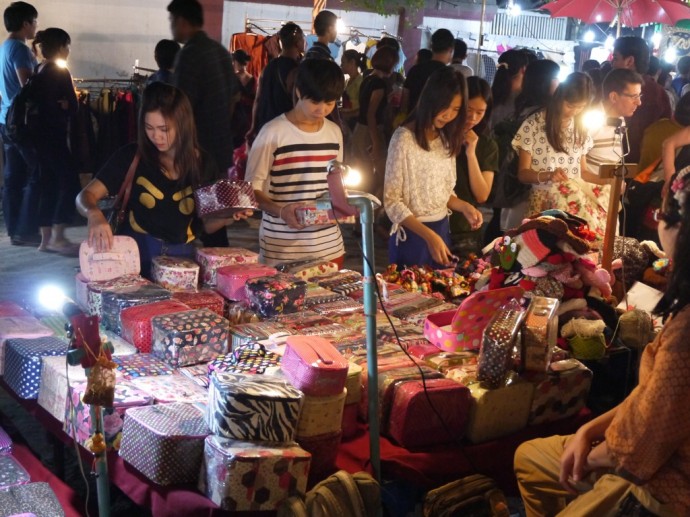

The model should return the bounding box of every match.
[96,143,214,244]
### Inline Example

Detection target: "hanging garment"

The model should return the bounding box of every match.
[231,33,269,78]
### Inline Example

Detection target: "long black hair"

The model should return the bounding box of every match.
[491,49,529,108]
[514,59,560,117]
[466,76,492,136]
[545,72,592,153]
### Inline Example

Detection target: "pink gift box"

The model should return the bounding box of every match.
[282,335,348,397]
[216,264,277,301]
[195,247,259,286]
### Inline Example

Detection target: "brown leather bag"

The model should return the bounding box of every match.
[423,474,510,517]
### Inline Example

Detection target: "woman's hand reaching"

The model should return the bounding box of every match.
[87,210,114,252]
[425,231,454,266]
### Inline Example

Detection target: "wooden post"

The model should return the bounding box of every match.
[602,173,623,274]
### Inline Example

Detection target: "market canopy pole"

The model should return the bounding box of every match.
[476,0,487,77]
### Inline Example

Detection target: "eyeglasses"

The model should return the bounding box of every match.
[620,93,643,101]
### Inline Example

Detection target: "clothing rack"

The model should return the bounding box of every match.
[244,17,311,35]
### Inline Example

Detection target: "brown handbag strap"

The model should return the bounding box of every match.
[116,153,140,212]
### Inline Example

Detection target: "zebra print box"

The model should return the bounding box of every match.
[207,372,304,443]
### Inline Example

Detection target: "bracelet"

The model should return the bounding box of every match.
[279,204,288,220]
[537,170,551,184]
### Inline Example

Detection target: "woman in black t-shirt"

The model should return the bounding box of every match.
[77,82,252,276]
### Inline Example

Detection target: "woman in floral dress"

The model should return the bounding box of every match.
[512,72,607,244]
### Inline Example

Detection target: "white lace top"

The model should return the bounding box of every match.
[384,126,456,225]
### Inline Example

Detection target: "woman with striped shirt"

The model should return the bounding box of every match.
[246,59,346,266]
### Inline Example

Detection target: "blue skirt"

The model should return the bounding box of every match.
[388,217,451,269]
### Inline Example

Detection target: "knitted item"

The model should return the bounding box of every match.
[514,230,551,269]
[507,216,590,255]
[561,318,606,360]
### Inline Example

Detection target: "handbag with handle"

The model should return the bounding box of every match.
[79,235,140,282]
[423,474,510,517]
[98,153,140,234]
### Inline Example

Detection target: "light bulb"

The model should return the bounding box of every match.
[336,18,347,34]
[343,168,362,188]
[584,30,595,43]
[583,109,605,131]
[55,59,68,69]
[38,285,67,312]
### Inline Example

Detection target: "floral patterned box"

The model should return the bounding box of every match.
[195,247,259,287]
[199,436,311,511]
[245,273,307,318]
[171,289,225,317]
[112,354,174,380]
[151,256,200,291]
[37,355,89,423]
[129,373,209,404]
[119,402,210,486]
[4,337,68,399]
[101,284,171,334]
[120,300,191,353]
[151,309,229,367]
[64,381,154,451]
[86,275,152,317]
[0,455,29,490]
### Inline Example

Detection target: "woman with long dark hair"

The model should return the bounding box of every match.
[490,49,529,128]
[77,82,251,276]
[385,67,482,268]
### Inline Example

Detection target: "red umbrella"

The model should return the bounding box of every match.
[541,0,690,35]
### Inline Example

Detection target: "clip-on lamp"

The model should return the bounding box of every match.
[318,160,382,482]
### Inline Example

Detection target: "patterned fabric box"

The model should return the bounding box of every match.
[0,482,65,517]
[296,431,341,483]
[37,355,89,422]
[64,381,154,451]
[296,390,347,438]
[194,179,258,218]
[0,424,11,454]
[216,264,277,301]
[208,372,304,442]
[0,316,55,376]
[179,364,211,388]
[151,309,229,367]
[230,322,293,349]
[86,275,151,317]
[120,300,190,353]
[129,373,209,403]
[102,330,138,356]
[119,402,210,486]
[112,354,174,380]
[282,336,348,397]
[527,360,592,425]
[208,343,281,377]
[465,380,535,444]
[101,283,171,334]
[199,436,311,511]
[151,256,200,291]
[4,337,67,399]
[172,289,225,317]
[196,247,259,286]
[0,455,29,489]
[277,260,339,281]
[245,274,307,318]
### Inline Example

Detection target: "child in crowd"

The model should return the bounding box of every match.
[245,59,346,266]
[385,67,482,268]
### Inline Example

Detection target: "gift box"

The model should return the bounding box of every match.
[196,247,259,286]
[37,355,88,422]
[79,235,140,281]
[151,309,229,367]
[208,343,281,376]
[112,354,174,380]
[477,301,526,389]
[207,372,304,442]
[527,359,592,425]
[0,482,64,517]
[151,256,200,291]
[64,381,154,451]
[102,330,138,356]
[282,336,348,397]
[522,297,559,373]
[387,378,471,448]
[4,337,67,399]
[296,431,341,483]
[199,436,311,511]
[86,275,152,317]
[216,264,277,301]
[171,289,225,317]
[129,373,209,404]
[465,380,535,444]
[120,300,191,353]
[101,283,171,334]
[0,424,11,454]
[0,455,29,490]
[245,274,307,318]
[0,317,54,376]
[277,259,339,281]
[296,390,347,438]
[194,179,258,219]
[119,402,210,486]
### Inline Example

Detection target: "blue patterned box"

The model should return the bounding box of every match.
[4,337,68,399]
[0,455,30,490]
[112,353,174,380]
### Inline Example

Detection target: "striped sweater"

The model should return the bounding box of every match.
[246,114,345,265]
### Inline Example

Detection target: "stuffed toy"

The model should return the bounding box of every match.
[574,258,613,299]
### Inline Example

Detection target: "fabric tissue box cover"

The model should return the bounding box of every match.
[112,354,174,380]
[86,275,152,317]
[37,355,89,422]
[196,247,260,286]
[101,283,171,334]
[245,273,307,318]
[208,343,281,377]
[387,378,472,449]
[207,372,304,442]
[79,235,140,282]
[0,455,30,490]
[4,337,67,399]
[64,381,154,451]
[527,359,592,425]
[296,390,347,438]
[151,256,200,291]
[194,179,258,219]
[171,289,225,317]
[281,335,348,397]
[0,424,11,454]
[120,300,191,353]
[199,436,311,511]
[465,380,535,444]
[129,373,209,404]
[216,264,278,301]
[119,402,209,486]
[0,482,65,517]
[151,309,229,367]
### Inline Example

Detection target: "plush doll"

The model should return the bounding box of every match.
[574,258,613,299]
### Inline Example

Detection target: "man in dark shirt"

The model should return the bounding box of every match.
[401,28,454,115]
[304,10,337,61]
[146,39,180,86]
[168,0,239,246]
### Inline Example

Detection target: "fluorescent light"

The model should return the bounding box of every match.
[584,30,595,43]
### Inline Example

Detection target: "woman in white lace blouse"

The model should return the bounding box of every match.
[384,67,483,268]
